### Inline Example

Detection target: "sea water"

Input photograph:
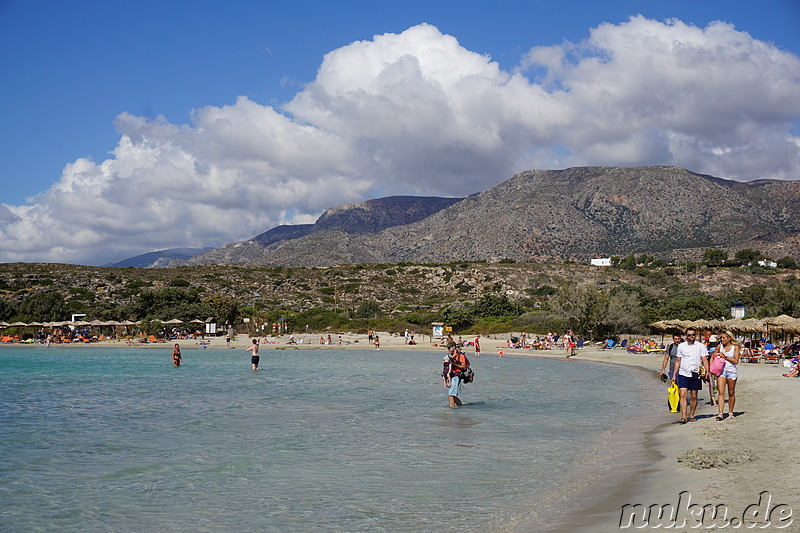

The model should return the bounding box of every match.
[0,346,661,532]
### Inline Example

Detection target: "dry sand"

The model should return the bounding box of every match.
[30,331,800,530]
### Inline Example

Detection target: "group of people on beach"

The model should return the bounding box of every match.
[661,327,740,423]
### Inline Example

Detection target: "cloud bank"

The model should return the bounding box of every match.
[2,17,799,265]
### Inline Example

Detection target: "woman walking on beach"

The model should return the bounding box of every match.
[711,331,740,420]
[172,343,182,367]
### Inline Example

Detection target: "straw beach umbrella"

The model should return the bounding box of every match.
[721,319,749,334]
[649,320,670,331]
[739,318,765,333]
[762,314,795,329]
[688,319,712,330]
[762,315,794,336]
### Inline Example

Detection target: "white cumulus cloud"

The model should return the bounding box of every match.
[1,18,798,265]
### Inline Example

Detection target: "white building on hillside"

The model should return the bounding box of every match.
[590,258,612,267]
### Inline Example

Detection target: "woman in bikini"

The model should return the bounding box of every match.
[172,343,182,367]
[711,331,740,420]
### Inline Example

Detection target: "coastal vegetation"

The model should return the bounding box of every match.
[1,250,797,340]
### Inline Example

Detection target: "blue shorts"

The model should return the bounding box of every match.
[677,373,702,391]
[251,356,259,365]
[448,375,462,397]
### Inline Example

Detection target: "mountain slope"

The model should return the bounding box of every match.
[105,247,212,268]
[178,195,462,266]
[202,166,800,267]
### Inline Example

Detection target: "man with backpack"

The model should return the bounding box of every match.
[445,348,471,407]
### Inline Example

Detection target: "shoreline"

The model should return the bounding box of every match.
[6,334,798,529]
[539,347,799,531]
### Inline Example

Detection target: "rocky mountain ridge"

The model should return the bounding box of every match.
[176,195,462,266]
[105,247,212,268]
[172,166,800,267]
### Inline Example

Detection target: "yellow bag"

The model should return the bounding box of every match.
[667,382,680,413]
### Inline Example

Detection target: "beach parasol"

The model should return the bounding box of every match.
[687,319,712,330]
[780,318,800,335]
[738,318,765,333]
[762,315,795,333]
[704,319,728,332]
[164,319,183,324]
[721,318,750,333]
[668,320,692,331]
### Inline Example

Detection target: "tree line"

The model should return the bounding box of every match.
[3,261,800,339]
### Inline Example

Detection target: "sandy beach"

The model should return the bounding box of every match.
[17,331,800,530]
[555,346,799,531]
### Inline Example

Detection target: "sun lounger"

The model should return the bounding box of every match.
[763,351,780,364]
[743,350,762,363]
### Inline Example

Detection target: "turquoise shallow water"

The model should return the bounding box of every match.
[0,345,659,532]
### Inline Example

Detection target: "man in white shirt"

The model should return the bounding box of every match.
[671,328,709,424]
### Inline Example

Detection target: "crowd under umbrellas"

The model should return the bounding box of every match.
[0,318,209,343]
[650,314,800,346]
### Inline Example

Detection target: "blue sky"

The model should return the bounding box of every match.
[1,0,799,264]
